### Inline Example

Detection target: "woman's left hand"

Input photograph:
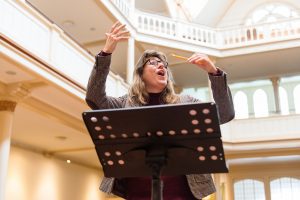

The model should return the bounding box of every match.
[187,53,218,74]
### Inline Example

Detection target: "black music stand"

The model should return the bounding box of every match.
[82,102,228,200]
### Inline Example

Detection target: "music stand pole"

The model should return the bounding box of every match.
[146,144,167,200]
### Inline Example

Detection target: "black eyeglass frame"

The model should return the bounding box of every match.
[143,58,168,68]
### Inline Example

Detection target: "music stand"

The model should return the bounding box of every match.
[82,102,228,200]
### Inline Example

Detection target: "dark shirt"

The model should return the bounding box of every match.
[125,93,197,200]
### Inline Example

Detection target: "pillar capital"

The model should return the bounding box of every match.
[0,100,17,112]
[0,82,32,103]
[270,76,280,83]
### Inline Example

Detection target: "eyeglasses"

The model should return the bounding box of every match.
[144,59,168,68]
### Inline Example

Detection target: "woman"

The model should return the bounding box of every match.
[86,21,235,200]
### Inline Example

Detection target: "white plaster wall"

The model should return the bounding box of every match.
[5,146,106,200]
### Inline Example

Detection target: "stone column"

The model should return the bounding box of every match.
[213,174,222,200]
[126,37,135,84]
[271,77,280,113]
[213,173,233,200]
[0,100,16,200]
[223,173,233,200]
[0,82,31,200]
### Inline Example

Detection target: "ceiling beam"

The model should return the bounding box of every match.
[22,96,87,134]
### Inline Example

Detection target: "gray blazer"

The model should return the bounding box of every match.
[86,54,235,199]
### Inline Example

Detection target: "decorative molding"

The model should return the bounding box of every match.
[0,82,32,103]
[0,100,17,112]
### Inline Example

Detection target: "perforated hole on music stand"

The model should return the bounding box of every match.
[204,118,212,124]
[102,116,110,122]
[197,146,204,152]
[199,156,206,161]
[95,126,101,131]
[189,109,197,116]
[202,108,210,114]
[211,155,218,160]
[110,134,116,139]
[191,119,199,125]
[156,131,163,136]
[194,129,201,134]
[168,130,176,135]
[118,160,125,165]
[133,132,139,138]
[181,129,188,135]
[91,117,98,123]
[98,135,105,139]
[121,133,128,138]
[206,128,214,133]
[107,160,114,165]
[115,151,122,156]
[106,125,112,130]
[209,146,216,151]
[104,152,111,157]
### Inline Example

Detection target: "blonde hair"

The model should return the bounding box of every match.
[128,50,179,105]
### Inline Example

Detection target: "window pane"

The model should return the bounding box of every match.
[234,179,265,200]
[234,91,249,119]
[253,89,269,117]
[279,87,289,115]
[294,85,300,114]
[271,177,300,200]
[245,3,299,25]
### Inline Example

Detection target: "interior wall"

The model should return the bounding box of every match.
[217,0,300,28]
[5,146,106,200]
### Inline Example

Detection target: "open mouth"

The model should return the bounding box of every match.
[157,70,165,77]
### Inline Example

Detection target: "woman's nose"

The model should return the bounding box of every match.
[157,62,164,69]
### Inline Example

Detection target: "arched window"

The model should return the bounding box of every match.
[234,91,249,119]
[294,84,300,114]
[270,177,300,200]
[245,3,299,25]
[253,89,269,117]
[234,179,265,200]
[279,87,289,115]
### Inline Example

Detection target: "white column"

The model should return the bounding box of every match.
[0,100,16,200]
[224,173,234,200]
[126,37,135,84]
[213,174,222,200]
[207,56,217,101]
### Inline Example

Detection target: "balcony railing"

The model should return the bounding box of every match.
[221,113,300,143]
[135,11,218,47]
[0,0,128,98]
[110,0,300,49]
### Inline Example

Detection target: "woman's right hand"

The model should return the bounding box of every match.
[102,21,130,53]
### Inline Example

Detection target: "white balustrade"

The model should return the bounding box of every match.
[136,11,217,47]
[0,0,128,97]
[111,0,131,19]
[221,114,300,142]
[219,18,300,47]
[109,0,300,49]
